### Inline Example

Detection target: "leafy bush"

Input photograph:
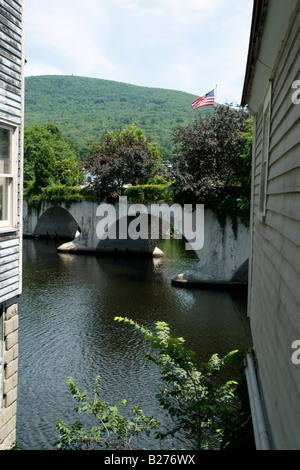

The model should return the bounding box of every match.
[114,317,254,450]
[24,184,85,212]
[53,318,253,450]
[54,376,160,450]
[123,183,173,204]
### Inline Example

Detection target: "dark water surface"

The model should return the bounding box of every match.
[16,238,252,450]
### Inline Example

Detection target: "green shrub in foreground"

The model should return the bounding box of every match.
[54,318,253,450]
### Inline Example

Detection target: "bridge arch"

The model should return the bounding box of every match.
[93,200,204,257]
[34,206,81,239]
[23,199,250,285]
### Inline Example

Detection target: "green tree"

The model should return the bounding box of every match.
[24,124,80,189]
[171,105,251,228]
[83,125,161,202]
[33,144,56,188]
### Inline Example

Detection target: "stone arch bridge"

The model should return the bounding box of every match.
[23,199,249,286]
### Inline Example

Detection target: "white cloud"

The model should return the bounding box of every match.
[24,0,253,102]
[25,0,121,77]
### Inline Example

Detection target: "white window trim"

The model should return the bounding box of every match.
[0,123,18,230]
[258,83,272,223]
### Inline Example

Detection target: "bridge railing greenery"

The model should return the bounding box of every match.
[123,182,173,204]
[23,181,174,213]
[23,183,98,212]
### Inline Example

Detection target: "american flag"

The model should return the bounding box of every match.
[191,89,214,112]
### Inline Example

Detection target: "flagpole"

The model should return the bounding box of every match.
[215,84,218,105]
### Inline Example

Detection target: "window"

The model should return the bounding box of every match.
[258,84,271,220]
[0,306,4,409]
[0,125,17,228]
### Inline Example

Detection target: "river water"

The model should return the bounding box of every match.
[16,237,252,450]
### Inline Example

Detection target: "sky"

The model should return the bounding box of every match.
[24,0,254,105]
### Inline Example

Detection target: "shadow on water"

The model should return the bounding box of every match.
[17,238,252,450]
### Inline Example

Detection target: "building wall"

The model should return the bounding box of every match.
[0,0,24,449]
[0,303,18,449]
[248,3,300,449]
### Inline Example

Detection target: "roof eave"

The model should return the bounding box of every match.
[241,0,268,109]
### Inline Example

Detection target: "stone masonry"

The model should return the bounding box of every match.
[0,303,18,450]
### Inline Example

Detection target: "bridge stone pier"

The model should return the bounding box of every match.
[23,198,250,286]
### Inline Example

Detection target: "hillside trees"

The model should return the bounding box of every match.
[83,125,162,202]
[172,105,252,229]
[25,75,202,157]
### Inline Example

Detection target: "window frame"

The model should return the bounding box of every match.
[258,83,272,222]
[0,123,18,230]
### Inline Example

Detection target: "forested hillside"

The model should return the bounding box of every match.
[24,75,212,158]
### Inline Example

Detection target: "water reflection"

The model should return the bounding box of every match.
[17,238,252,449]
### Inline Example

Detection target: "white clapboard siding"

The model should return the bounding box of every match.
[0,0,23,303]
[249,3,300,450]
[0,0,23,125]
[0,237,19,303]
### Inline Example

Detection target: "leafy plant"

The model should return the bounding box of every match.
[123,182,173,204]
[114,317,251,450]
[54,376,160,450]
[24,123,81,189]
[53,319,253,450]
[24,184,86,212]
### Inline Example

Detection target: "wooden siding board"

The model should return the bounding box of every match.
[268,143,300,180]
[0,73,21,92]
[0,86,21,104]
[0,259,18,273]
[0,33,22,61]
[0,279,18,301]
[0,78,20,95]
[0,266,18,281]
[0,236,19,302]
[0,53,22,76]
[266,211,300,252]
[266,193,300,221]
[267,167,300,195]
[0,45,22,67]
[0,100,21,114]
[0,238,19,249]
[0,0,22,16]
[0,15,22,39]
[0,27,22,53]
[0,95,21,113]
[269,111,300,164]
[0,112,21,125]
[0,3,22,29]
[272,36,300,118]
[0,252,18,266]
[0,65,21,84]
